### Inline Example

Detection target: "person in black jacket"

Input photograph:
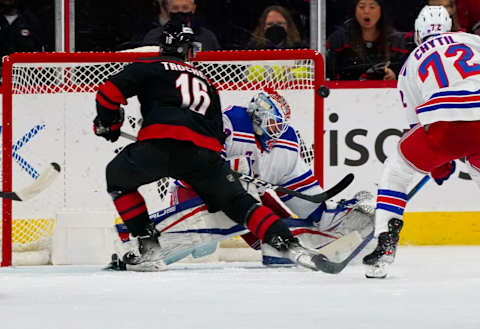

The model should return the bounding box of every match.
[93,22,298,271]
[326,0,411,81]
[0,0,44,73]
[246,5,306,50]
[142,0,220,52]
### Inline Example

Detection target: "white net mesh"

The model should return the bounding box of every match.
[1,50,320,265]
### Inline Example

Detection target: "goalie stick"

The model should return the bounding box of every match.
[119,131,355,204]
[0,162,61,201]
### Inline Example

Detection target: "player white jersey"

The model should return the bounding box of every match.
[222,105,323,219]
[398,32,480,127]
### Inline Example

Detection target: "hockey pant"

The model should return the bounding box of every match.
[375,121,480,236]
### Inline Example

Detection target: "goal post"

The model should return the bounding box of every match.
[1,49,325,266]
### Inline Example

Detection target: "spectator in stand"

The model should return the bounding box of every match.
[381,0,426,33]
[143,0,220,52]
[456,0,480,34]
[0,0,44,71]
[246,5,306,50]
[153,0,170,28]
[326,0,410,81]
[428,0,463,31]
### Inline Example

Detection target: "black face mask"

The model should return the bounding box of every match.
[169,12,194,27]
[265,25,287,45]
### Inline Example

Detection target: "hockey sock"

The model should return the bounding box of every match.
[246,205,281,242]
[246,205,293,244]
[113,191,150,237]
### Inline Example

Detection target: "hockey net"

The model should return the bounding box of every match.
[1,49,324,266]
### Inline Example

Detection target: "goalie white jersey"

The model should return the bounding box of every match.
[398,32,480,127]
[222,105,323,219]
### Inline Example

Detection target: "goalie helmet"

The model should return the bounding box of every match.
[414,5,452,46]
[247,89,291,151]
[159,22,194,59]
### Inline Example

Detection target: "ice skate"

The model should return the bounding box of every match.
[363,218,403,279]
[122,226,166,272]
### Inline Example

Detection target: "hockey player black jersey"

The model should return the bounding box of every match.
[95,55,224,152]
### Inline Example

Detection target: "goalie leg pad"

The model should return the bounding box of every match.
[111,198,249,269]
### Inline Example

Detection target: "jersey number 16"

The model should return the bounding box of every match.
[176,73,211,115]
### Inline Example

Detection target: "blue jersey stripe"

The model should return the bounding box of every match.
[377,203,405,216]
[417,102,480,114]
[377,189,407,200]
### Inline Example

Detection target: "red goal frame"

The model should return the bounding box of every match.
[1,49,325,266]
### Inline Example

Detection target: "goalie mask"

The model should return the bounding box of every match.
[160,22,194,59]
[414,5,452,46]
[247,89,291,151]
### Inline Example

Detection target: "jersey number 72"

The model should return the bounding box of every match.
[418,43,480,88]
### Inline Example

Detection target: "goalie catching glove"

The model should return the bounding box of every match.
[93,107,125,142]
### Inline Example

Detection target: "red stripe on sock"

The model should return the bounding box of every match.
[247,206,280,241]
[120,203,148,221]
[113,192,144,213]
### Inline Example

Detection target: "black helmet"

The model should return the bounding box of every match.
[160,22,194,59]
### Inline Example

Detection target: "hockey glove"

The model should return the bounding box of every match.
[93,108,124,142]
[431,160,456,186]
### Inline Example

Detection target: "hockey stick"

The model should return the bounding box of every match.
[407,175,430,200]
[0,162,61,201]
[119,131,355,204]
[233,172,354,203]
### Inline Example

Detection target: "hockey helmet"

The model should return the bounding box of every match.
[159,22,195,59]
[414,5,452,46]
[247,89,291,151]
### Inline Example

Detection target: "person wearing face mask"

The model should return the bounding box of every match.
[326,0,410,81]
[246,5,306,50]
[143,0,220,52]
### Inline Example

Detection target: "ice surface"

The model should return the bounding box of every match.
[1,246,479,329]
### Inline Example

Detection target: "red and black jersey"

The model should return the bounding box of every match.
[95,55,224,152]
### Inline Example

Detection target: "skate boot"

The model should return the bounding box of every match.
[261,243,295,266]
[122,224,166,272]
[363,218,403,278]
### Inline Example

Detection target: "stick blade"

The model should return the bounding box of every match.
[312,230,373,274]
[16,162,61,201]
